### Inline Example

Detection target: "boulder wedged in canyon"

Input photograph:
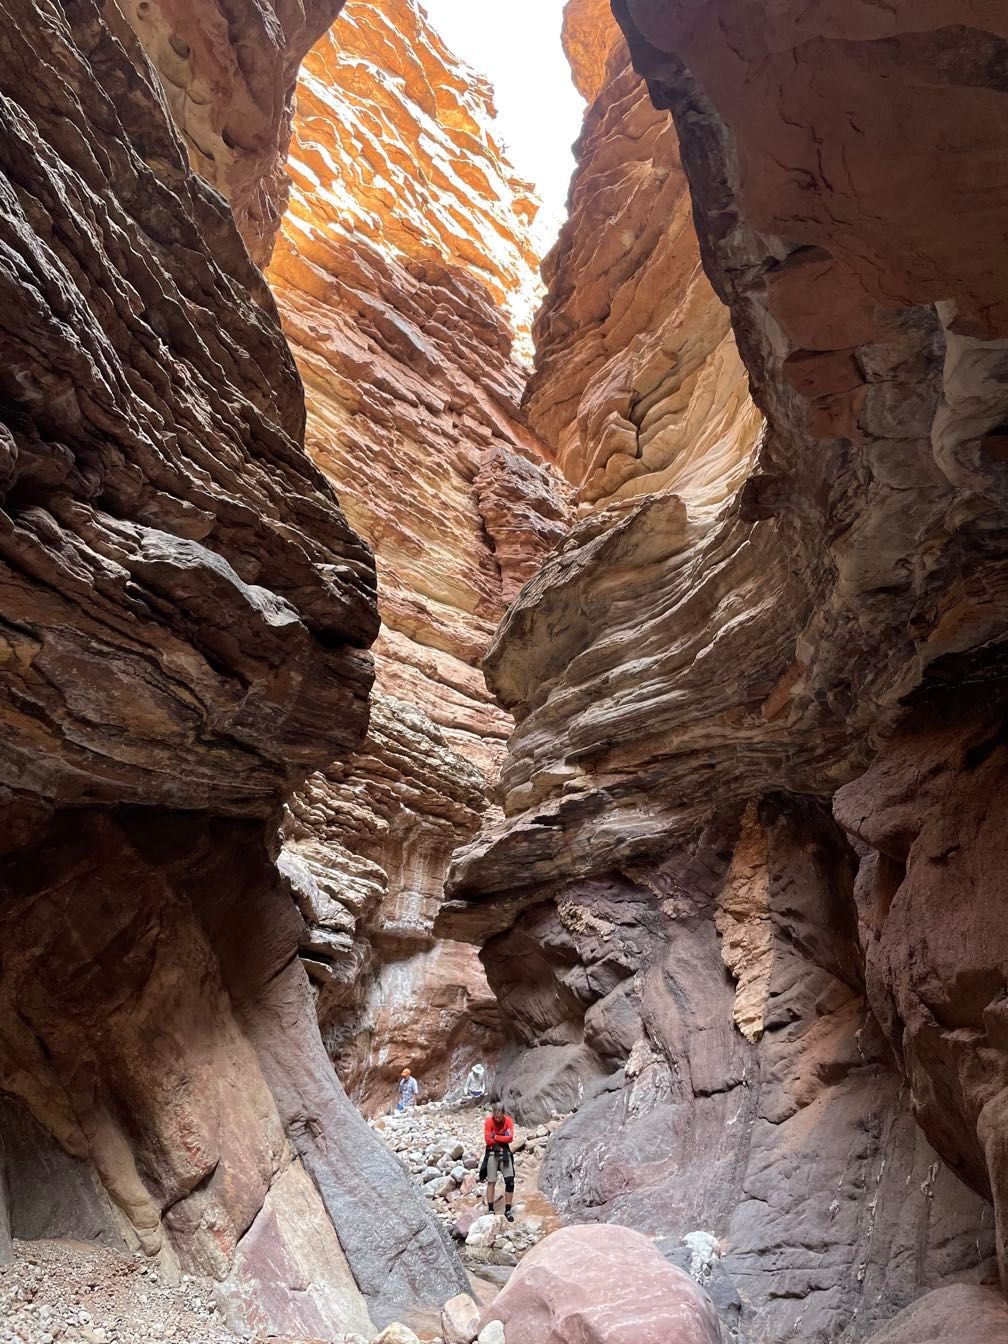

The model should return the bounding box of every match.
[0,0,468,1330]
[444,5,1008,1336]
[267,0,571,1108]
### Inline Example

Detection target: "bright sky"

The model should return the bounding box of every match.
[420,0,585,242]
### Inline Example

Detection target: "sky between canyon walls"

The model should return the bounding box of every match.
[420,0,586,240]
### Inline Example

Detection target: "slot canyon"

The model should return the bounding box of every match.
[0,0,1006,1342]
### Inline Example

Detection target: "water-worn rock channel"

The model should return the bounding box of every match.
[1,1,1007,1342]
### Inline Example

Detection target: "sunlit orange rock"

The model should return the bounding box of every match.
[526,12,760,511]
[119,0,348,263]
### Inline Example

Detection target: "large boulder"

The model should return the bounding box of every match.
[481,1224,722,1344]
[863,1285,1008,1343]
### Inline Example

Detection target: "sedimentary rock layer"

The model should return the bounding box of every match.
[121,0,348,263]
[445,3,1008,1338]
[0,0,466,1328]
[468,803,999,1341]
[0,0,376,825]
[270,0,568,767]
[450,2,1008,950]
[281,695,504,1110]
[527,15,760,510]
[268,0,570,1105]
[834,705,1008,1285]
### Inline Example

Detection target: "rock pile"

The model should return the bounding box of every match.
[371,1102,562,1268]
[0,1240,229,1344]
[376,1315,507,1344]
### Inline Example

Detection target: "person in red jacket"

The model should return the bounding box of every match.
[479,1102,516,1221]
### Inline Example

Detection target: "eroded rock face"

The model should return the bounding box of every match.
[0,0,376,824]
[526,14,760,510]
[446,3,1008,1337]
[451,0,1008,899]
[268,0,570,1108]
[120,0,348,264]
[456,803,999,1341]
[835,706,1008,1285]
[0,0,466,1329]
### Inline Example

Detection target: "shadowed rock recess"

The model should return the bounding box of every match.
[2,1,1008,1343]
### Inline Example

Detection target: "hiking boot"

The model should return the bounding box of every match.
[505,1209,514,1222]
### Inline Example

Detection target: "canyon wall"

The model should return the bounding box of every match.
[0,0,470,1329]
[120,0,348,264]
[267,0,571,1111]
[529,2,760,512]
[444,3,1008,1340]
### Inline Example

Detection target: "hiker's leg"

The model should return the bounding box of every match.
[486,1150,500,1210]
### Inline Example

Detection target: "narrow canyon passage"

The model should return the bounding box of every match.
[0,3,1007,1344]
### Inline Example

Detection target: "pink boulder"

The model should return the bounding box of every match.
[452,1207,482,1242]
[480,1224,722,1344]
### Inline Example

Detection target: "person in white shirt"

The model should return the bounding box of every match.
[464,1062,486,1101]
[396,1067,419,1112]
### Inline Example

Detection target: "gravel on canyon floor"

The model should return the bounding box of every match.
[0,1239,232,1344]
[0,1106,565,1344]
[370,1100,565,1272]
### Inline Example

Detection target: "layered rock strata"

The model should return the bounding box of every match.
[0,0,467,1328]
[528,10,760,510]
[268,0,570,1109]
[444,3,1008,1339]
[121,0,348,264]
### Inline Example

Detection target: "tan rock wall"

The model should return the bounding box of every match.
[120,0,348,264]
[525,17,760,511]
